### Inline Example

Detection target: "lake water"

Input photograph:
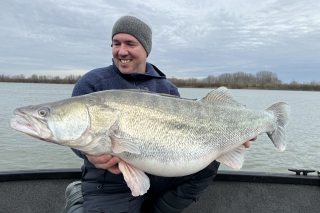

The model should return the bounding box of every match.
[1,82,319,174]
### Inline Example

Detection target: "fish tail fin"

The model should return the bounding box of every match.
[266,102,290,152]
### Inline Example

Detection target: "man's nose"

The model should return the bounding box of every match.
[118,44,128,56]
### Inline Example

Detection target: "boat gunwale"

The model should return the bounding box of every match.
[0,169,319,186]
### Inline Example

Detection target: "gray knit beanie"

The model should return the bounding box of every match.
[112,14,152,56]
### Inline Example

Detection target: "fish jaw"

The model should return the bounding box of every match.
[10,107,52,140]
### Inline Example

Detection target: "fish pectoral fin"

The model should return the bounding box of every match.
[107,120,140,155]
[216,145,246,170]
[118,161,150,197]
[109,134,141,154]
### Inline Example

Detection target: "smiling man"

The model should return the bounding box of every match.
[63,14,253,213]
[112,33,147,74]
[111,15,151,75]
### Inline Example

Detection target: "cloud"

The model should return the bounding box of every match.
[0,0,319,82]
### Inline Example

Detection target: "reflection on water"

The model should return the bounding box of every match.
[1,83,319,174]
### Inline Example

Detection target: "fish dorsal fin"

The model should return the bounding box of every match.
[201,87,245,108]
[124,89,180,98]
[118,161,150,196]
[123,89,154,94]
[123,89,196,100]
[216,145,246,170]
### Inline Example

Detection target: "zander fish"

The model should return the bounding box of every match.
[9,87,289,196]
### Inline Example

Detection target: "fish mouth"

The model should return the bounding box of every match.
[10,108,52,140]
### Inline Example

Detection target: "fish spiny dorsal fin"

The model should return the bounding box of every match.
[124,89,154,94]
[201,87,246,108]
[123,89,179,98]
[123,89,195,100]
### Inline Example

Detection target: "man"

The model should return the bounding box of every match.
[64,13,254,213]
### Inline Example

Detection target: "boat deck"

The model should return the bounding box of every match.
[0,169,319,213]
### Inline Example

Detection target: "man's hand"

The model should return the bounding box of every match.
[243,136,257,148]
[84,153,122,174]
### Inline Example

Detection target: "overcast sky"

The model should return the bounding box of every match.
[1,0,319,83]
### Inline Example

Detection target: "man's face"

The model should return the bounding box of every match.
[112,33,147,74]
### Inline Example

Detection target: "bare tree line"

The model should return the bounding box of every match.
[1,71,319,91]
[168,71,320,91]
[0,74,81,84]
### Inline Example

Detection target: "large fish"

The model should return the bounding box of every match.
[10,87,289,196]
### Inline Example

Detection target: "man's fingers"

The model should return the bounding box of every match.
[108,165,122,174]
[104,156,121,167]
[243,136,258,148]
[250,136,257,141]
[86,154,112,165]
[243,141,250,148]
[86,154,121,174]
[94,161,121,174]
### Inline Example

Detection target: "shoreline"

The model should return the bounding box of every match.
[1,81,319,91]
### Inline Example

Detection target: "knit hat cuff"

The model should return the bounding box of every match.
[112,14,152,56]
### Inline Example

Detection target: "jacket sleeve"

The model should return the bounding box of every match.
[71,75,96,97]
[142,161,220,213]
[70,148,87,160]
[169,82,180,97]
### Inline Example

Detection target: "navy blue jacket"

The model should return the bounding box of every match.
[72,60,179,160]
[71,60,219,213]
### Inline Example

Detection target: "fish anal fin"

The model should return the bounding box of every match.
[118,161,150,196]
[216,145,246,170]
[201,87,246,108]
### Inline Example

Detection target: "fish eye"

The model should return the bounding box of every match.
[38,107,50,117]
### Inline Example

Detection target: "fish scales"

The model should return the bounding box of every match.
[9,87,289,196]
[92,90,277,169]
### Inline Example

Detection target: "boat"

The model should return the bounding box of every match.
[0,168,319,213]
